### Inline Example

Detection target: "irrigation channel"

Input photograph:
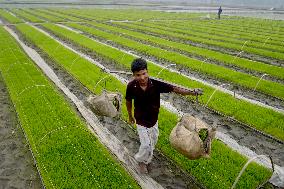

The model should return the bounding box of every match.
[6,22,284,188]
[56,22,284,114]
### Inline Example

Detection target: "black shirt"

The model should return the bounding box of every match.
[125,78,174,128]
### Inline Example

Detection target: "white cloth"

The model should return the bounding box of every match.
[134,122,159,164]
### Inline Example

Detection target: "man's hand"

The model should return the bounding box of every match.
[128,116,136,124]
[193,88,203,96]
[173,86,203,96]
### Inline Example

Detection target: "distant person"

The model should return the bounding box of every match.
[218,6,222,19]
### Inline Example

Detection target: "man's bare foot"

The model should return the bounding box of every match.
[138,162,148,174]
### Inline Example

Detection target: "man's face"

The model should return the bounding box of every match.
[133,69,149,86]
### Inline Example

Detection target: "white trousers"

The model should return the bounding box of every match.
[134,122,159,164]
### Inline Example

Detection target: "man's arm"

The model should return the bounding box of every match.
[126,100,135,124]
[173,86,203,96]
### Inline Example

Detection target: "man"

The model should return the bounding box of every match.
[125,58,203,174]
[218,6,222,19]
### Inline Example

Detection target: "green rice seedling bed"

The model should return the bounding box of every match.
[39,23,284,141]
[60,22,284,100]
[0,26,140,189]
[50,8,205,21]
[82,21,284,81]
[35,9,83,22]
[175,19,284,45]
[126,21,284,60]
[14,23,272,189]
[0,9,23,24]
[22,9,63,22]
[151,20,284,52]
[9,9,44,23]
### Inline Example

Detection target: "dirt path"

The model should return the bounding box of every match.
[0,73,43,189]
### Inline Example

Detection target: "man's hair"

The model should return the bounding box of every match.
[131,58,147,73]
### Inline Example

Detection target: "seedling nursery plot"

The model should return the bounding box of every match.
[0,6,283,189]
